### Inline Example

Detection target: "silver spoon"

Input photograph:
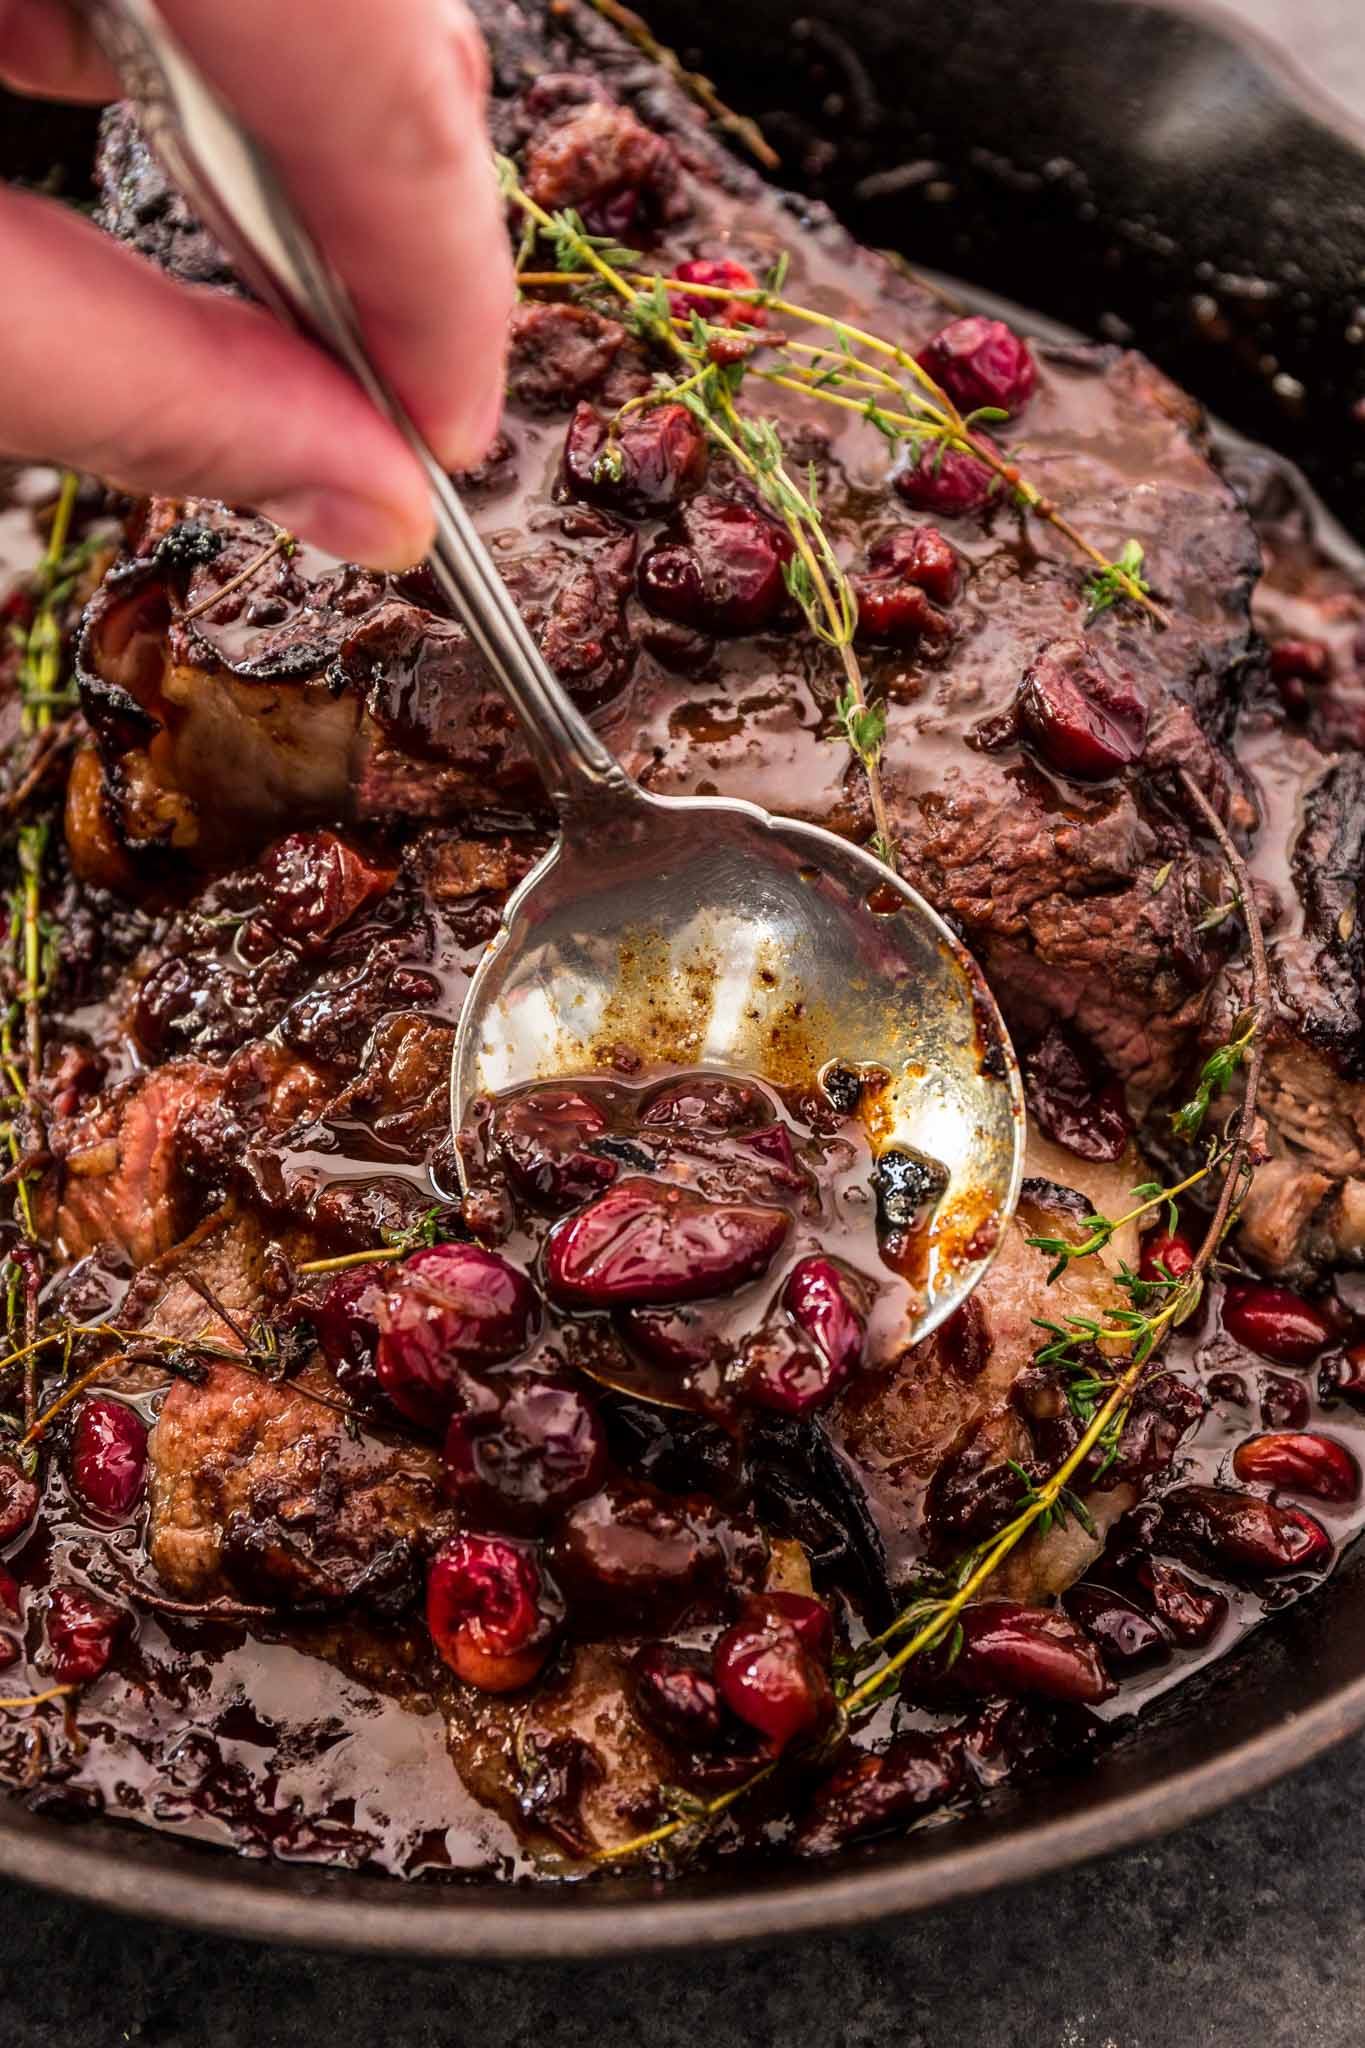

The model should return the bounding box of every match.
[84,0,1024,1343]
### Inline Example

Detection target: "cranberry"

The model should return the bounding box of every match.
[738,1320,842,1415]
[1322,1343,1365,1407]
[490,1086,618,1212]
[639,1075,763,1132]
[0,1567,20,1621]
[1160,1484,1332,1577]
[70,1397,147,1521]
[258,831,393,951]
[741,1123,802,1181]
[1131,1558,1227,1646]
[866,525,960,604]
[313,1262,388,1402]
[1232,1431,1360,1504]
[47,1585,126,1685]
[1259,1371,1310,1431]
[1017,638,1148,780]
[1139,1230,1196,1285]
[917,316,1037,416]
[560,401,707,516]
[629,1642,726,1748]
[668,257,766,329]
[1269,637,1330,682]
[638,494,794,635]
[442,1372,606,1532]
[713,1592,835,1752]
[620,1304,721,1376]
[851,573,951,647]
[1062,1583,1170,1673]
[0,1459,38,1545]
[1023,1024,1132,1163]
[794,1731,963,1856]
[948,1600,1115,1704]
[893,442,996,516]
[375,1243,537,1427]
[1208,1371,1249,1406]
[550,1481,767,1627]
[1221,1283,1332,1365]
[784,1257,867,1382]
[545,1178,788,1308]
[425,1534,557,1693]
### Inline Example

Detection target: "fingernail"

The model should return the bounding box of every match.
[432,379,507,475]
[257,488,434,571]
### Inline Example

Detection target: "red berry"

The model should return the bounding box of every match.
[313,1262,388,1402]
[1221,1283,1332,1365]
[47,1585,127,1685]
[1139,1231,1196,1285]
[71,1396,147,1520]
[639,1075,763,1132]
[1269,637,1329,682]
[545,1177,788,1308]
[1131,1558,1227,1646]
[1018,638,1148,780]
[851,574,951,647]
[442,1372,606,1532]
[258,831,393,951]
[425,1534,557,1693]
[794,1731,963,1856]
[490,1085,618,1212]
[893,443,996,516]
[638,494,794,634]
[1259,1372,1310,1431]
[0,1568,20,1621]
[1023,1023,1132,1163]
[916,316,1037,416]
[783,1257,867,1382]
[550,1481,767,1627]
[1232,1431,1360,1503]
[1161,1484,1331,1577]
[560,400,707,516]
[0,1459,38,1544]
[629,1643,726,1748]
[668,257,765,330]
[866,525,960,605]
[950,1600,1115,1704]
[738,1321,841,1415]
[376,1243,537,1427]
[1062,1583,1170,1672]
[713,1592,835,1752]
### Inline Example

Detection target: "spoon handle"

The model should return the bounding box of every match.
[81,0,637,815]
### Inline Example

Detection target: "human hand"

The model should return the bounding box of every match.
[0,0,514,566]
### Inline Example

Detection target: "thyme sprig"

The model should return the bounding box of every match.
[1024,1150,1227,1284]
[1085,538,1149,616]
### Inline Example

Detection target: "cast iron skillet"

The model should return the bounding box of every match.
[4,0,1365,1958]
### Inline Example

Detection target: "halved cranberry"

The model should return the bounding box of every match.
[1139,1230,1196,1285]
[866,525,960,605]
[784,1257,867,1382]
[1232,1431,1360,1503]
[1160,1484,1332,1577]
[70,1397,147,1521]
[545,1178,788,1308]
[550,1481,767,1627]
[851,574,951,647]
[1131,1557,1227,1646]
[639,1075,763,1132]
[47,1585,127,1685]
[425,1534,557,1693]
[1221,1283,1332,1365]
[638,495,794,634]
[713,1591,835,1752]
[949,1600,1115,1703]
[893,442,996,516]
[794,1731,963,1856]
[917,316,1037,416]
[258,831,394,951]
[313,1262,387,1402]
[1259,1371,1310,1431]
[1062,1583,1170,1672]
[668,257,766,329]
[490,1086,618,1212]
[0,1459,38,1544]
[738,1320,841,1415]
[630,1642,726,1748]
[741,1123,802,1181]
[560,400,707,516]
[1023,1024,1132,1163]
[442,1372,606,1532]
[376,1243,537,1427]
[1017,639,1148,780]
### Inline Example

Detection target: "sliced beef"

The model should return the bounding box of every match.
[39,1060,224,1265]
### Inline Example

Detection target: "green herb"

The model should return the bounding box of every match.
[1084,537,1150,616]
[1171,1012,1257,1140]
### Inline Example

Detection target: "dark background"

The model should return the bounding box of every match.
[2,0,1362,2041]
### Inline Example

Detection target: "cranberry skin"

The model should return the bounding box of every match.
[741,1122,802,1181]
[630,1643,726,1748]
[867,525,960,605]
[545,1178,788,1309]
[1233,1431,1360,1504]
[713,1593,835,1752]
[1062,1583,1170,1673]
[425,1534,557,1693]
[313,1262,387,1399]
[490,1086,618,1212]
[1269,636,1330,683]
[47,1585,126,1685]
[71,1397,147,1520]
[560,400,707,516]
[620,1304,720,1376]
[893,442,995,516]
[1221,1283,1332,1365]
[669,256,765,329]
[258,831,392,950]
[550,1481,767,1628]
[1139,1230,1196,1285]
[794,1730,963,1856]
[951,1600,1115,1704]
[917,316,1037,416]
[1023,1024,1132,1163]
[639,1075,763,1133]
[0,1567,21,1621]
[0,1459,37,1543]
[442,1374,607,1533]
[1018,639,1148,780]
[784,1257,867,1382]
[1259,1371,1310,1432]
[1132,1558,1227,1646]
[739,1321,841,1416]
[851,574,951,647]
[376,1244,537,1427]
[638,495,794,634]
[1161,1484,1332,1577]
